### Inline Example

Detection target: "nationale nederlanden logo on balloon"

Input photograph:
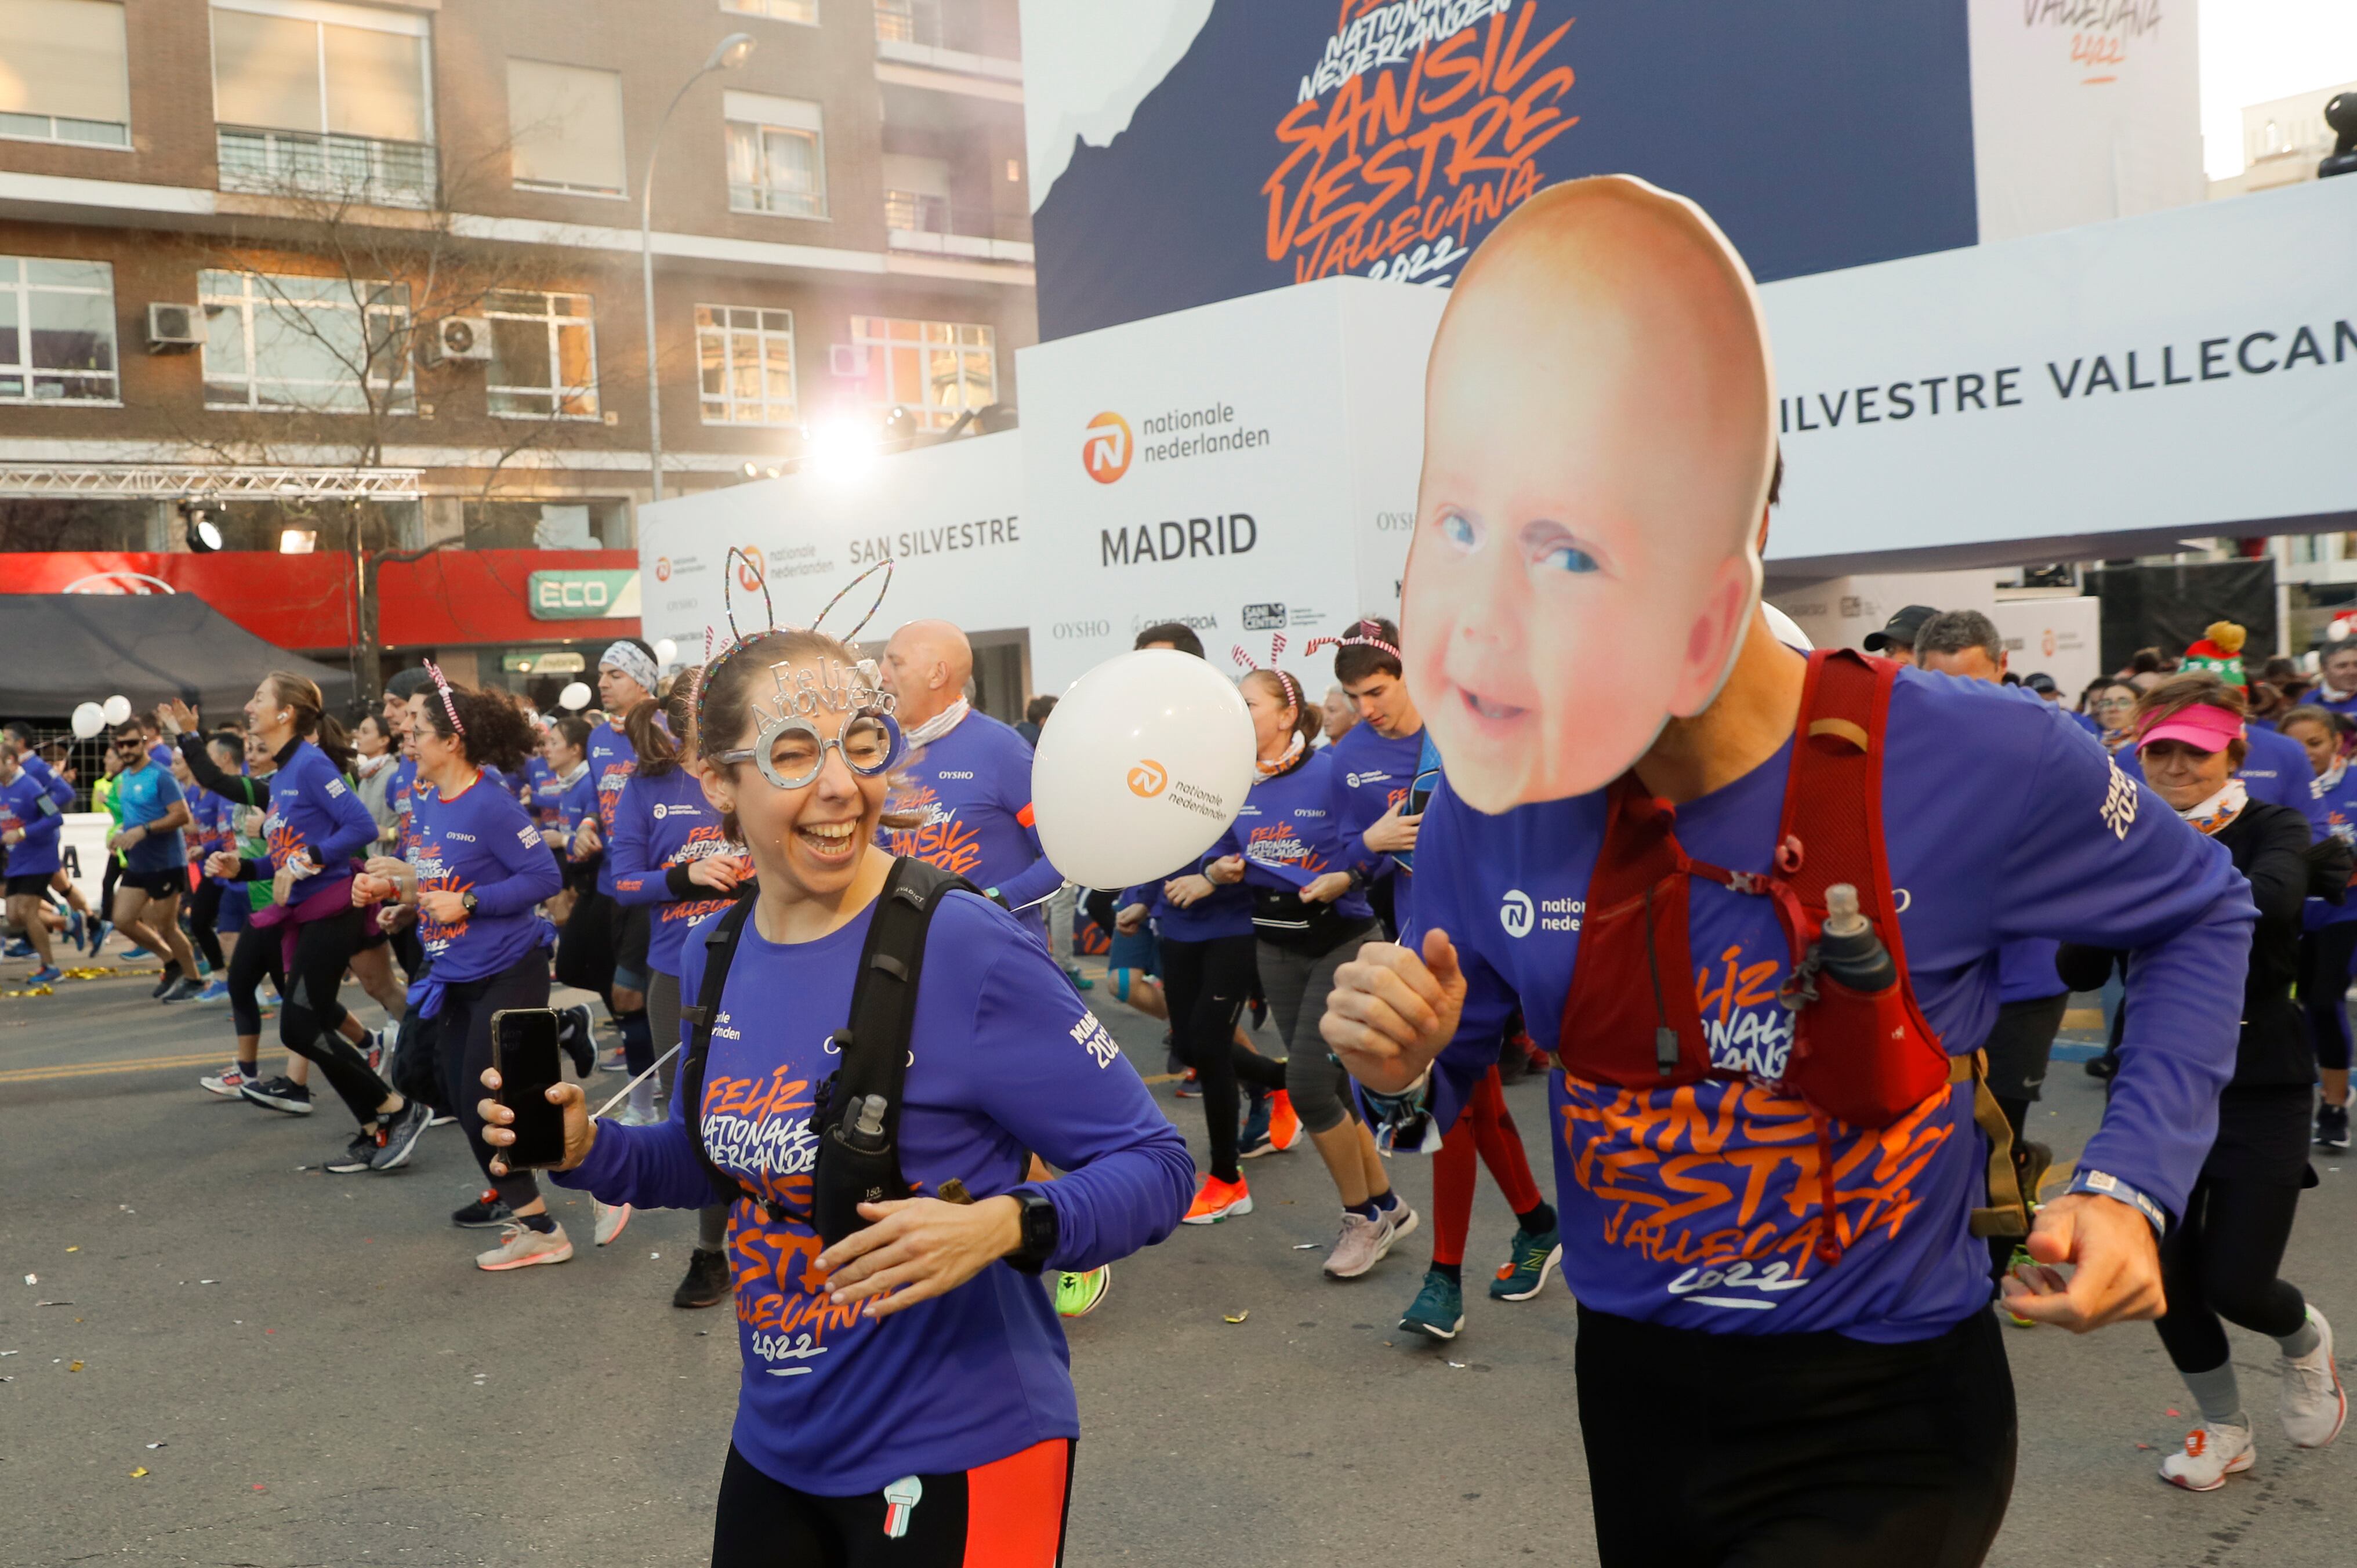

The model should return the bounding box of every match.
[1083,411,1133,485]
[1126,758,1168,798]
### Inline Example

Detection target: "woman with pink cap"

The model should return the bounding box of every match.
[2059,676,2344,1490]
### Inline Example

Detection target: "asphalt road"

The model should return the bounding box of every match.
[4,952,2355,1567]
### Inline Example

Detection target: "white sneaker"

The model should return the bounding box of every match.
[2282,1306,2348,1448]
[475,1221,574,1272]
[593,1200,632,1246]
[2159,1421,2256,1491]
[1322,1211,1394,1279]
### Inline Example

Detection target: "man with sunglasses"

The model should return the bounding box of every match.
[106,723,204,1002]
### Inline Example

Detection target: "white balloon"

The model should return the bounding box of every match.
[558,681,593,712]
[652,637,680,666]
[1761,603,1813,651]
[100,694,132,726]
[1029,649,1257,890]
[71,702,106,739]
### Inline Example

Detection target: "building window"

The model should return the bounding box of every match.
[724,91,825,218]
[210,0,436,207]
[200,268,414,413]
[695,304,796,426]
[849,316,993,431]
[721,0,817,23]
[485,290,599,419]
[462,498,632,550]
[0,256,118,404]
[507,59,626,198]
[0,0,130,147]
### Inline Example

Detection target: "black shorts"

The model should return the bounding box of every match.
[117,868,186,900]
[1576,1306,2015,1567]
[613,902,652,990]
[5,873,55,898]
[712,1439,1074,1568]
[1979,992,2070,1103]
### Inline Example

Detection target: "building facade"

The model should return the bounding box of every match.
[0,0,1033,696]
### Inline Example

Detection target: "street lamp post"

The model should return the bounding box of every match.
[641,33,755,504]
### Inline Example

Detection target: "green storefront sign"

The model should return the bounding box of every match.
[527,569,640,620]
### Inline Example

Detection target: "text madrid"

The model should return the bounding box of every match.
[1100,514,1260,567]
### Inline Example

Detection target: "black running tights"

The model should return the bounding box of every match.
[278,906,391,1126]
[188,880,226,971]
[2153,1174,2308,1375]
[434,948,550,1208]
[1159,933,1282,1182]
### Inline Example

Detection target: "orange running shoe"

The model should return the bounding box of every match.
[1181,1173,1254,1225]
[1267,1090,1304,1152]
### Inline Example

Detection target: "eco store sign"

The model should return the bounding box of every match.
[528,569,641,620]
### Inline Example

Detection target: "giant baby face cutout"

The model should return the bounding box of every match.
[1401,176,1776,814]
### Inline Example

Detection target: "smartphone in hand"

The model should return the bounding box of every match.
[491,1008,567,1168]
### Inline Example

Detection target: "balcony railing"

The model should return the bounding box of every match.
[882,194,1033,263]
[217,125,438,209]
[875,0,1022,81]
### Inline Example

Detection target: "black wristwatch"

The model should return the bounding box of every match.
[460,890,479,914]
[1004,1189,1058,1275]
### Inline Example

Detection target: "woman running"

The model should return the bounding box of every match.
[538,714,594,927]
[2058,677,2345,1490]
[353,666,566,1269]
[2084,679,2142,754]
[1202,666,1421,1268]
[607,673,751,1297]
[209,674,427,1171]
[480,626,1190,1565]
[2284,703,2357,1151]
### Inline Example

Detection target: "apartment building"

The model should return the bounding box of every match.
[0,0,1033,692]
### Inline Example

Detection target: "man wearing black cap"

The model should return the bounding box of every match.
[1863,604,1938,661]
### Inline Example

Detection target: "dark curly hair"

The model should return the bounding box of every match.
[410,674,538,772]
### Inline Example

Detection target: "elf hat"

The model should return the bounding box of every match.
[2181,622,2248,691]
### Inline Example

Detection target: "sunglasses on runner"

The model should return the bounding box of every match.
[714,708,905,792]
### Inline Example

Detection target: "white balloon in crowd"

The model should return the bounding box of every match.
[100,694,132,726]
[558,681,593,712]
[71,702,106,739]
[1029,649,1257,890]
[654,637,680,667]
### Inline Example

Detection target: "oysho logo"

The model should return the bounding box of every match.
[1500,890,1534,939]
[655,557,672,582]
[1127,759,1169,798]
[1083,411,1132,485]
[1053,619,1110,640]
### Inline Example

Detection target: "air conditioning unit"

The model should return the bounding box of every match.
[425,315,495,365]
[145,302,202,353]
[829,343,868,378]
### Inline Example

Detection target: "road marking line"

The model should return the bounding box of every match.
[0,1050,227,1086]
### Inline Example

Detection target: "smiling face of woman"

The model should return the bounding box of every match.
[406,694,465,776]
[2139,737,2237,811]
[1242,672,1299,760]
[699,655,891,903]
[2283,717,2338,778]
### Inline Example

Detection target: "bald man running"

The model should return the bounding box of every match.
[878,620,1066,931]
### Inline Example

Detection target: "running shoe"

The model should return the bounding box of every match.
[3,939,30,959]
[150,969,182,999]
[593,1200,632,1246]
[429,1112,456,1127]
[1054,1265,1112,1319]
[124,945,156,963]
[1266,1090,1304,1152]
[82,920,108,956]
[557,1004,595,1079]
[325,1130,380,1174]
[368,1098,433,1171]
[1180,1174,1253,1225]
[614,1101,663,1128]
[2084,1051,2118,1080]
[596,1046,628,1074]
[1399,1270,1466,1341]
[673,1247,731,1308]
[2160,1421,2254,1491]
[1322,1211,1394,1278]
[27,965,62,986]
[239,1076,315,1115]
[1062,963,1094,993]
[1238,1095,1274,1159]
[475,1221,574,1272]
[201,1064,260,1098]
[452,1190,516,1229]
[2282,1306,2347,1449]
[66,910,84,949]
[193,978,230,1004]
[159,975,205,1003]
[2318,1102,2352,1152]
[1174,1068,1201,1099]
[1490,1225,1563,1301]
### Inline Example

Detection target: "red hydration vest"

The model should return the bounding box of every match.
[1558,649,2024,1265]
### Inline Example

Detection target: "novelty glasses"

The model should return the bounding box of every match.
[715,707,905,792]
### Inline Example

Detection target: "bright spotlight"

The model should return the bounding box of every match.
[279,528,317,554]
[804,416,879,483]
